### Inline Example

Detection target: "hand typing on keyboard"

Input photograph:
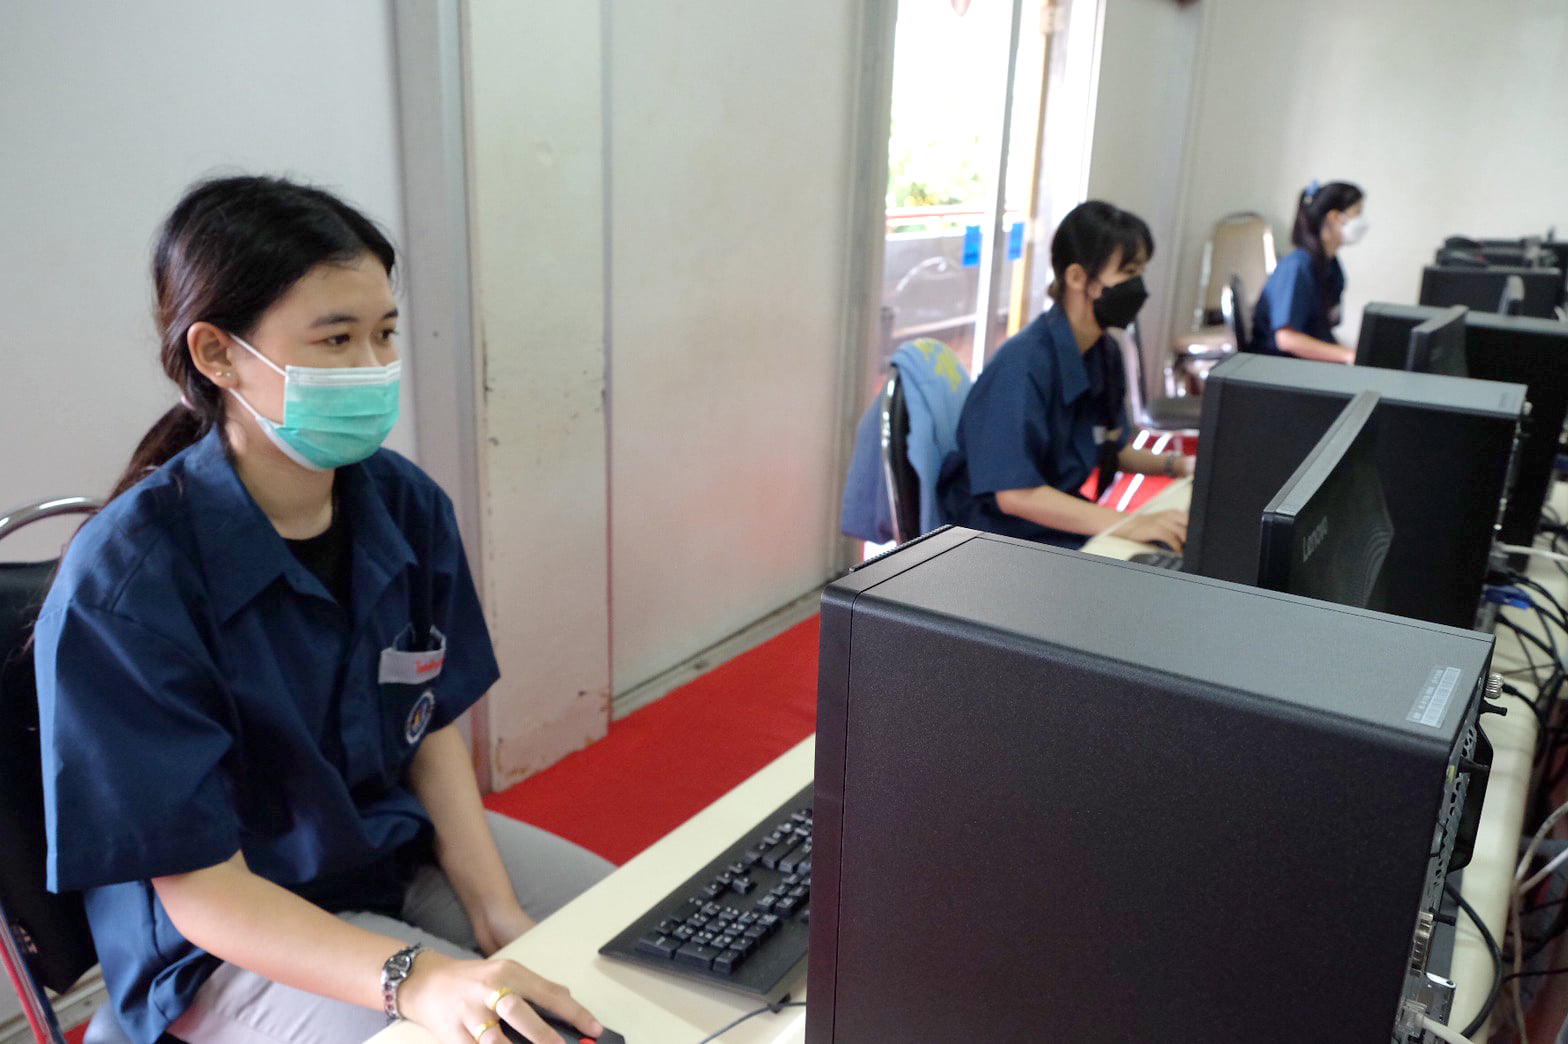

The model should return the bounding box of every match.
[1116,508,1189,552]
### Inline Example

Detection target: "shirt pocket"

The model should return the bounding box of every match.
[357,628,447,799]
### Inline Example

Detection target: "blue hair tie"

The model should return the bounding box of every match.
[1305,179,1320,204]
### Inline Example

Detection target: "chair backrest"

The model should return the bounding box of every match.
[1110,325,1148,431]
[879,372,921,545]
[1221,272,1251,350]
[1195,212,1277,329]
[0,498,102,1032]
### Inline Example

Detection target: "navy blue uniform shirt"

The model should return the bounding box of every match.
[1248,248,1345,354]
[33,427,499,1043]
[938,304,1129,547]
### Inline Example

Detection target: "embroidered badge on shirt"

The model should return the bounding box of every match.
[405,689,437,745]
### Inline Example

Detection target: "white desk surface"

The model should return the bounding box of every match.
[1083,473,1560,1040]
[371,739,815,1044]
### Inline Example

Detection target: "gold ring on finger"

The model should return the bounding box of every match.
[468,1018,500,1042]
[487,986,514,1012]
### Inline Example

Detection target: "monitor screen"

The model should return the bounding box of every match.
[1405,305,1468,376]
[1257,391,1393,611]
[1420,265,1564,318]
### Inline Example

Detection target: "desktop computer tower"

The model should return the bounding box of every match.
[809,528,1496,1044]
[1185,354,1525,629]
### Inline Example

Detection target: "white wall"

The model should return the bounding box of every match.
[1169,0,1568,354]
[0,2,413,563]
[606,3,868,691]
[464,1,612,788]
[1084,0,1206,394]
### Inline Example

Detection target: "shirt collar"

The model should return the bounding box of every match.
[182,429,416,624]
[1040,305,1096,406]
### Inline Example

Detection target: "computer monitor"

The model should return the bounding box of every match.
[1256,391,1393,611]
[1186,354,1524,629]
[811,529,1495,1042]
[1355,302,1431,369]
[1420,264,1564,318]
[1405,305,1468,375]
[1463,312,1568,547]
[1500,274,1527,316]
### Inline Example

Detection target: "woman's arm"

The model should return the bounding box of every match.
[993,485,1189,549]
[152,853,601,1044]
[1275,328,1354,364]
[409,723,533,955]
[1116,446,1195,479]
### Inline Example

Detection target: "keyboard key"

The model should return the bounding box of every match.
[635,933,681,959]
[776,896,799,915]
[744,925,768,941]
[658,918,681,934]
[782,873,801,887]
[758,914,781,931]
[799,905,810,923]
[728,861,747,875]
[789,885,808,899]
[730,876,756,895]
[756,895,776,912]
[712,949,746,975]
[780,842,812,874]
[673,925,695,941]
[669,900,701,922]
[674,942,722,970]
[701,902,722,916]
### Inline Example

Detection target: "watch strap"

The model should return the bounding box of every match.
[381,942,426,1022]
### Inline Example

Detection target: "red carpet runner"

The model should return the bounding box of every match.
[484,617,821,865]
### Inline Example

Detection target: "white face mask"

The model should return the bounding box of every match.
[1338,214,1369,247]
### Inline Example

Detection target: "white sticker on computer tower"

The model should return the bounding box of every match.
[1407,666,1462,728]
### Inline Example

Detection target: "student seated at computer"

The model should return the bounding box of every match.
[937,201,1193,551]
[1248,180,1366,364]
[33,176,611,1044]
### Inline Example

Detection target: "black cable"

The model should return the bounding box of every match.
[1512,574,1568,631]
[1447,882,1503,1038]
[695,1000,805,1044]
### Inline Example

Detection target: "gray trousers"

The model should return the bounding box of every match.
[88,813,614,1044]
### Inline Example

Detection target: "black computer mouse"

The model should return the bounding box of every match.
[499,1008,626,1044]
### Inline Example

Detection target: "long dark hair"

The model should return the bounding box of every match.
[1292,180,1363,262]
[108,175,396,502]
[1047,200,1154,301]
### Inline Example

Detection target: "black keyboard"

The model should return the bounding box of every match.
[1129,550,1183,570]
[598,784,812,1002]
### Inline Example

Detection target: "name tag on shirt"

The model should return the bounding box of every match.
[379,627,447,685]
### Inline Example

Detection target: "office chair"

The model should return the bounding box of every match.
[1220,273,1250,354]
[1113,325,1201,437]
[1169,212,1276,395]
[0,496,113,1044]
[879,371,922,545]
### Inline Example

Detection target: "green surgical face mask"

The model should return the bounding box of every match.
[226,334,401,471]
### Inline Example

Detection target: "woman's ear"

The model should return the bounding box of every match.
[187,322,237,388]
[1064,262,1089,295]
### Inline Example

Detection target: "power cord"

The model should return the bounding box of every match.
[694,999,805,1044]
[1421,1014,1476,1044]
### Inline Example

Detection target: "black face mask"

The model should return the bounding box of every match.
[1091,275,1148,331]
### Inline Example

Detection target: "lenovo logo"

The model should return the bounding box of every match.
[1301,516,1329,564]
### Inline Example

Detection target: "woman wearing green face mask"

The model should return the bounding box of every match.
[33,176,613,1044]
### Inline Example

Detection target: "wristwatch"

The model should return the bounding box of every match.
[1162,452,1179,478]
[381,942,426,1022]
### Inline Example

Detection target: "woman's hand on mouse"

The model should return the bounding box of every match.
[397,951,604,1044]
